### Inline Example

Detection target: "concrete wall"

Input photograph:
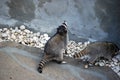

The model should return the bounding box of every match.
[0,0,120,46]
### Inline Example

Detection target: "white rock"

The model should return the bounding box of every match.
[36,32,40,37]
[40,39,47,44]
[19,35,24,39]
[15,27,19,32]
[95,62,99,66]
[111,67,115,70]
[24,29,30,33]
[10,28,13,31]
[43,33,48,37]
[65,54,69,57]
[29,34,34,38]
[30,31,33,34]
[26,34,30,38]
[99,62,105,66]
[20,25,26,30]
[108,64,112,67]
[15,39,18,42]
[6,30,10,34]
[22,32,26,36]
[115,54,120,61]
[45,37,50,41]
[7,36,11,40]
[113,69,119,73]
[115,66,120,70]
[114,62,118,66]
[3,28,8,31]
[17,30,21,33]
[11,30,15,33]
[11,34,16,40]
[29,38,34,43]
[0,38,3,42]
[105,64,109,67]
[112,58,118,62]
[84,42,88,46]
[69,54,72,58]
[33,36,38,42]
[67,50,71,54]
[102,60,106,63]
[0,29,2,32]
[78,42,82,45]
[39,43,44,48]
[33,33,37,36]
[20,31,23,35]
[40,35,44,39]
[110,63,115,67]
[1,33,8,37]
[21,42,25,45]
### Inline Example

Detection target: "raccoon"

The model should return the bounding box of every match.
[37,22,68,73]
[73,41,119,67]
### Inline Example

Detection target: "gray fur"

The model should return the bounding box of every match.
[38,22,69,73]
[74,41,119,67]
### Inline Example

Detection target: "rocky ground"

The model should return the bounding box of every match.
[0,41,120,80]
[0,25,120,80]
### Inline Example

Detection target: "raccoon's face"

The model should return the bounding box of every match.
[57,24,67,35]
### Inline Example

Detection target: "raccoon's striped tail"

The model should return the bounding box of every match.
[73,52,82,59]
[37,56,53,73]
[73,50,85,59]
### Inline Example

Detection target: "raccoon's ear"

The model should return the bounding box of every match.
[62,21,67,28]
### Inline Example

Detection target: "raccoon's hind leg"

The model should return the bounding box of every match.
[37,55,53,73]
[84,57,97,68]
[53,52,67,64]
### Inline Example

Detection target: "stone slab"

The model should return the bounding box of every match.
[0,41,119,80]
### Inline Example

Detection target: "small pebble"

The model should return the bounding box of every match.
[114,62,118,66]
[0,29,2,32]
[84,65,88,68]
[20,25,26,30]
[1,33,8,37]
[24,29,30,33]
[3,28,8,31]
[15,27,19,31]
[112,58,118,63]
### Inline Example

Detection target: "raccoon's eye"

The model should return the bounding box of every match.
[64,29,67,33]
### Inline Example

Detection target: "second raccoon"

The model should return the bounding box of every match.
[73,41,119,67]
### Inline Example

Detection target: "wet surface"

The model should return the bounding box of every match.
[0,41,119,80]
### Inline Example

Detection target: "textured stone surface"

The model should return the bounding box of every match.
[0,41,119,80]
[0,0,120,45]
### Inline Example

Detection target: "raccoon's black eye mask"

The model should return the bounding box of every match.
[57,25,67,35]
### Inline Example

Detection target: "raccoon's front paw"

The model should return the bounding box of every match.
[37,67,42,73]
[61,61,67,64]
[57,60,67,64]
